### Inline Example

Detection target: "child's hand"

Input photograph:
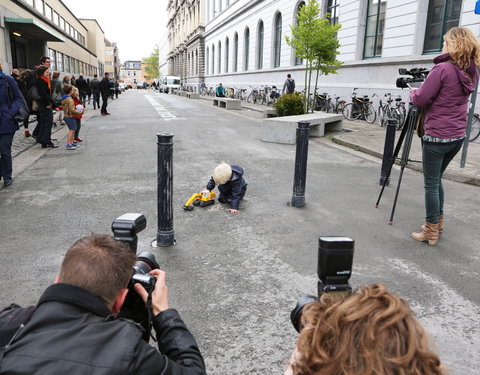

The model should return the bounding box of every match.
[228,209,239,214]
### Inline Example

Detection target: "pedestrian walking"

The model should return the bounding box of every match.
[410,27,480,246]
[33,66,57,148]
[0,61,24,187]
[200,81,206,95]
[99,72,111,115]
[70,75,76,86]
[91,74,101,110]
[282,74,295,94]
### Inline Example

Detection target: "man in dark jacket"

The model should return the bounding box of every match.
[91,73,101,110]
[100,72,111,115]
[206,163,247,214]
[75,74,88,105]
[0,234,207,375]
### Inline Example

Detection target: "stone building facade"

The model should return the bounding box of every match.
[167,0,207,90]
[169,0,479,100]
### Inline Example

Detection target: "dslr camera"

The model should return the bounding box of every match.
[112,213,159,341]
[396,68,430,89]
[290,236,354,333]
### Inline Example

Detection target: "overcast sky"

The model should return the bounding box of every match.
[62,0,167,62]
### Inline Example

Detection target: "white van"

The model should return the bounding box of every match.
[159,76,181,93]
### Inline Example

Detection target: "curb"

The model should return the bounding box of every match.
[333,134,480,187]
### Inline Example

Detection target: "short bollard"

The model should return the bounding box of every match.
[379,118,398,186]
[291,121,310,207]
[155,132,175,247]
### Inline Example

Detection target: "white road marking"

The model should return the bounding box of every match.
[145,95,184,121]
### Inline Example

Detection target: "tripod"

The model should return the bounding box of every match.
[375,104,422,224]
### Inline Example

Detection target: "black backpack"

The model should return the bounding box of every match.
[0,304,36,360]
[286,79,295,93]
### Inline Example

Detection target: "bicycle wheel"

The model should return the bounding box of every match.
[469,114,480,141]
[342,103,358,120]
[327,102,335,113]
[365,103,377,124]
[246,93,253,103]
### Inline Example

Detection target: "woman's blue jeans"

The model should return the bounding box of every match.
[422,141,462,224]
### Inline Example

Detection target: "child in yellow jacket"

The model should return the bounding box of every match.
[61,84,84,150]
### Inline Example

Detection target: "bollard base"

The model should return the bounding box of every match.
[379,176,390,186]
[291,195,305,208]
[154,230,176,247]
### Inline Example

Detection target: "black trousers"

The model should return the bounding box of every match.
[34,103,53,145]
[101,93,108,113]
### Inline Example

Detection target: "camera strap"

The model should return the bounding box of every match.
[146,290,156,342]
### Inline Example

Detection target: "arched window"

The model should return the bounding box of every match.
[225,37,229,73]
[218,41,222,74]
[206,47,209,75]
[244,27,250,71]
[257,20,264,69]
[294,2,305,65]
[234,32,238,72]
[273,13,282,68]
[212,44,215,75]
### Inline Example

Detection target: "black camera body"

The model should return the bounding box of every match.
[111,213,159,341]
[396,67,430,89]
[290,237,354,333]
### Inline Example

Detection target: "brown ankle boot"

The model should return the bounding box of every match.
[412,222,439,246]
[422,215,444,235]
[24,129,31,137]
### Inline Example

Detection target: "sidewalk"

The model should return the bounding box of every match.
[197,95,480,186]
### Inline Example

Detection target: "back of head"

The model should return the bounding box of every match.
[213,163,232,185]
[94,74,98,78]
[295,283,444,375]
[35,65,48,77]
[444,26,480,69]
[287,74,291,78]
[52,72,60,79]
[63,84,73,95]
[58,234,136,305]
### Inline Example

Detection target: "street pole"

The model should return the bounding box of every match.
[460,67,480,168]
[379,118,398,186]
[291,121,310,208]
[155,132,175,247]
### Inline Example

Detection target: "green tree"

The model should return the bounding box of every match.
[144,45,160,81]
[286,0,342,112]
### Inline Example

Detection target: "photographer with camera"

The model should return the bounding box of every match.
[409,27,480,246]
[285,283,445,375]
[0,234,206,375]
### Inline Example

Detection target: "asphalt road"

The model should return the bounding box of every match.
[1,89,479,374]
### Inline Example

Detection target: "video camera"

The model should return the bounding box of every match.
[112,213,159,341]
[396,68,430,89]
[290,237,354,333]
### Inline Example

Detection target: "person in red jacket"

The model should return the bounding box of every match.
[410,27,480,245]
[72,87,84,143]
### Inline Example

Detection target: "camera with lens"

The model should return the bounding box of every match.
[396,68,430,89]
[290,236,354,333]
[111,213,159,341]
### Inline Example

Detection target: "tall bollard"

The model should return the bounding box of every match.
[291,121,310,207]
[379,118,398,186]
[156,132,175,247]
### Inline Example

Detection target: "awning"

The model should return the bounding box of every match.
[5,17,65,42]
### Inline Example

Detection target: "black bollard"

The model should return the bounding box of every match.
[156,132,175,247]
[379,118,398,186]
[291,121,310,207]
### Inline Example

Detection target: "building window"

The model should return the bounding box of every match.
[34,0,44,14]
[423,0,462,53]
[234,32,238,72]
[57,52,63,72]
[206,47,209,75]
[60,17,65,31]
[64,55,69,72]
[257,20,264,69]
[326,0,339,25]
[225,37,229,73]
[273,13,282,68]
[218,41,222,74]
[24,0,34,6]
[44,4,52,20]
[53,11,59,26]
[294,3,305,65]
[244,27,250,71]
[212,44,215,74]
[363,0,386,58]
[48,48,56,71]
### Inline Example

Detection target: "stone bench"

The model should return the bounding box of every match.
[263,108,277,118]
[213,97,242,110]
[186,92,200,99]
[177,91,188,97]
[261,112,343,144]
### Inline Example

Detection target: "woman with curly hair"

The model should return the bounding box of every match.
[285,284,444,375]
[410,27,480,245]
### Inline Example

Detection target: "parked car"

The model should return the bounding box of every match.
[118,83,126,92]
[159,76,181,93]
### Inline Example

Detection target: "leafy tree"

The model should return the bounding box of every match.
[144,45,160,81]
[286,0,342,112]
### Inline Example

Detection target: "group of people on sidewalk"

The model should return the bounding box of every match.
[0,55,115,187]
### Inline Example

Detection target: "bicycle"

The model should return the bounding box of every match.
[376,93,404,129]
[343,88,376,123]
[469,113,480,142]
[315,91,334,112]
[246,86,259,104]
[329,95,346,114]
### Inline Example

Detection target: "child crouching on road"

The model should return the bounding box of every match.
[61,85,84,150]
[206,163,247,214]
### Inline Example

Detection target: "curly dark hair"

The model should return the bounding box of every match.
[293,284,445,375]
